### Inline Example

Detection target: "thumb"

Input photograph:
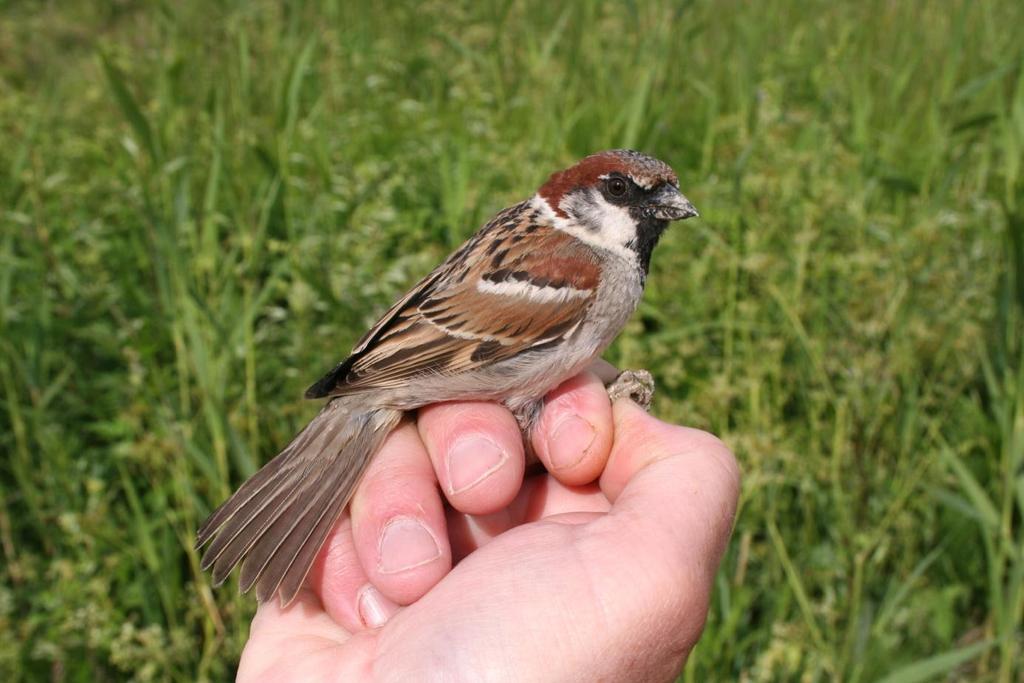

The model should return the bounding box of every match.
[575,400,740,668]
[599,401,740,583]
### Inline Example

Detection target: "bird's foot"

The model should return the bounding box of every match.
[605,369,655,411]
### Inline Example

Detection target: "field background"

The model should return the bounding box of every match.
[1,1,1022,681]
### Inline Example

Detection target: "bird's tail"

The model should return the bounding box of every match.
[196,400,402,605]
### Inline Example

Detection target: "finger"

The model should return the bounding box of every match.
[349,419,452,605]
[363,408,740,680]
[306,514,400,632]
[446,476,610,561]
[417,401,525,515]
[587,401,741,653]
[531,370,614,485]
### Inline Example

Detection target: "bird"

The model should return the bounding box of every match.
[196,149,699,605]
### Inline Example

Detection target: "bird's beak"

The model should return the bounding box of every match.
[647,185,699,221]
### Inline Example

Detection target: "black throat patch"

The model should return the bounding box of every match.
[627,208,670,277]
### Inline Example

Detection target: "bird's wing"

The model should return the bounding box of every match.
[304,202,601,398]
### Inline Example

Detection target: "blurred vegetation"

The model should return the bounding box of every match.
[1,0,1022,680]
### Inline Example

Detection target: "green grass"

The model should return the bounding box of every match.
[1,0,1022,680]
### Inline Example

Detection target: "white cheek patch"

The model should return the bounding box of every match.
[583,192,638,244]
[529,193,637,262]
[559,190,637,259]
[476,278,591,303]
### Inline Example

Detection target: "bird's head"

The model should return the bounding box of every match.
[536,149,698,273]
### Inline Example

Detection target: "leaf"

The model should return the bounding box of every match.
[936,444,999,531]
[874,640,993,683]
[98,51,160,163]
[279,36,318,136]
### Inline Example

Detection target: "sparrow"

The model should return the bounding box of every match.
[196,149,698,605]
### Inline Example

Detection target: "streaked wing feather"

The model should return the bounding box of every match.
[319,214,602,395]
[304,202,532,399]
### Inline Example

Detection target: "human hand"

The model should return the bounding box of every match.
[237,369,740,682]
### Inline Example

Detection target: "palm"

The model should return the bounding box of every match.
[239,398,739,682]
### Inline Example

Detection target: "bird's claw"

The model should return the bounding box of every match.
[606,369,655,411]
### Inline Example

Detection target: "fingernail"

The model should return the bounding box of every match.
[547,414,596,471]
[378,516,441,574]
[446,435,508,494]
[356,584,395,629]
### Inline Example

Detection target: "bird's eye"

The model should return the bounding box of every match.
[606,177,628,198]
